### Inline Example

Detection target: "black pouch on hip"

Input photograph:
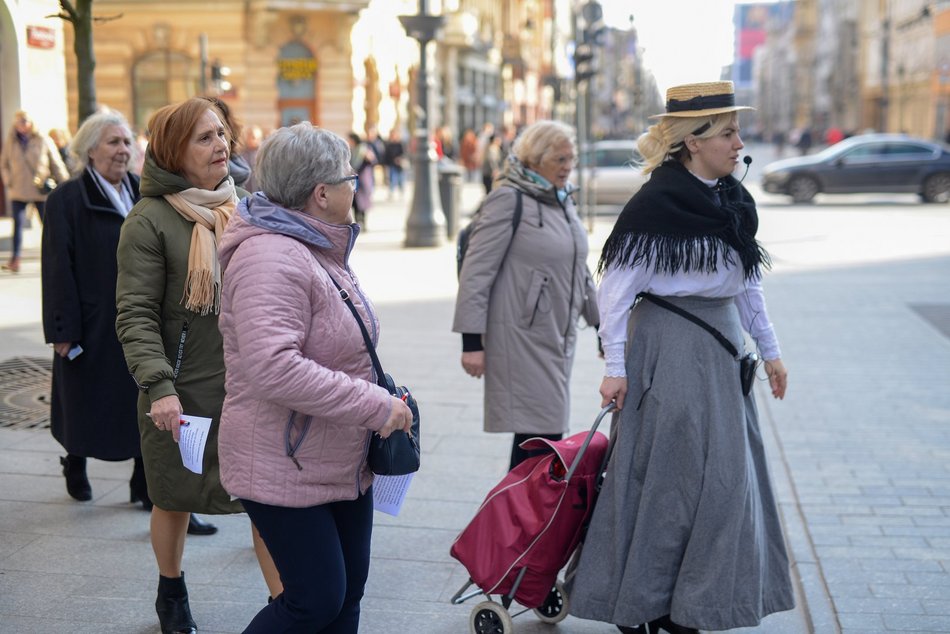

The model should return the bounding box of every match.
[740,353,758,396]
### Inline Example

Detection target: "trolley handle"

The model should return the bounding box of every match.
[563,404,616,483]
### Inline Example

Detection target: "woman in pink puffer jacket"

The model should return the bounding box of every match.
[217,124,413,633]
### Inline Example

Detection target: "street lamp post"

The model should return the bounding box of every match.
[399,2,446,248]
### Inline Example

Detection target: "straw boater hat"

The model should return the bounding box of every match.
[650,81,754,119]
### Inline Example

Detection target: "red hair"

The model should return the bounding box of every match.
[146,97,229,174]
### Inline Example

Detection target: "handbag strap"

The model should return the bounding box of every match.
[324,272,388,390]
[639,293,739,359]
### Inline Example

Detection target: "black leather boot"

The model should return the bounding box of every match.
[129,456,152,511]
[156,572,197,634]
[187,514,218,536]
[649,615,699,634]
[60,455,92,501]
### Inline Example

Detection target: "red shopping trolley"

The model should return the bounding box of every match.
[449,405,614,633]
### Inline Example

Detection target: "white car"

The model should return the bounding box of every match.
[572,140,647,206]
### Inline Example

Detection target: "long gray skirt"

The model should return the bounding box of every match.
[569,295,794,631]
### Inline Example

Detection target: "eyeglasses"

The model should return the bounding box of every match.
[546,154,577,167]
[329,174,359,192]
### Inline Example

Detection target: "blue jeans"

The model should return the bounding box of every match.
[10,200,44,259]
[241,490,373,633]
[386,166,405,195]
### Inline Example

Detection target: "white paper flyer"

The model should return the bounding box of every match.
[373,473,414,516]
[178,415,212,474]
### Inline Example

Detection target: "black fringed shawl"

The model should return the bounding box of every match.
[598,160,770,280]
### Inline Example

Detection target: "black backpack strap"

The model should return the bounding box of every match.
[511,189,523,233]
[639,293,739,358]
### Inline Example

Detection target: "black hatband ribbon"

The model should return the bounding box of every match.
[667,93,735,113]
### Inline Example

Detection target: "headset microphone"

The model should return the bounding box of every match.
[716,156,753,195]
[738,155,752,182]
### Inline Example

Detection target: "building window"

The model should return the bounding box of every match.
[132,50,200,130]
[278,41,317,126]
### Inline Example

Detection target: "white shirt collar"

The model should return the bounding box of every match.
[88,166,134,217]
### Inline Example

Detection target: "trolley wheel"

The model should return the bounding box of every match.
[533,580,569,624]
[470,600,514,634]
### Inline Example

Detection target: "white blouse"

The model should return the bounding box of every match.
[597,174,781,378]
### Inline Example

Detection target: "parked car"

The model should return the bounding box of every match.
[572,140,647,206]
[761,133,950,203]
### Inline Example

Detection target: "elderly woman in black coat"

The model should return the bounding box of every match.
[41,111,147,506]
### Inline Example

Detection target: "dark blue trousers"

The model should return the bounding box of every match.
[10,200,44,259]
[241,490,373,634]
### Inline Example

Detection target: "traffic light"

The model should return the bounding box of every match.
[574,1,605,83]
[574,43,595,82]
[581,1,607,45]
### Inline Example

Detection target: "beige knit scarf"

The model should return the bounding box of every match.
[163,177,237,315]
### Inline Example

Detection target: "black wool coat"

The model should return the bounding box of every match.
[41,169,142,460]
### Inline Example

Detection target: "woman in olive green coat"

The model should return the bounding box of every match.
[115,98,279,634]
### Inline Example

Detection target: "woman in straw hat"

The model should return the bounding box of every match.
[569,81,793,633]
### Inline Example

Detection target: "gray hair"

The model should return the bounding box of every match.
[70,111,134,173]
[510,120,576,170]
[256,123,351,210]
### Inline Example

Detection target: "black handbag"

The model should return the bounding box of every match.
[325,274,420,476]
[640,293,759,397]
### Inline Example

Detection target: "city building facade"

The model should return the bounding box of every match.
[751,0,950,142]
[0,0,664,158]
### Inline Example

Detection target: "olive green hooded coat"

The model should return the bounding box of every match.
[115,155,242,514]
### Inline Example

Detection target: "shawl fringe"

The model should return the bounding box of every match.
[601,233,737,277]
[597,161,770,281]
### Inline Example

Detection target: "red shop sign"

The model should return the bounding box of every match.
[27,26,56,49]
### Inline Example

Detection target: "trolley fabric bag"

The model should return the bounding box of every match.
[450,429,608,608]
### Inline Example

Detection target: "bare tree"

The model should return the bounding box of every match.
[49,1,121,125]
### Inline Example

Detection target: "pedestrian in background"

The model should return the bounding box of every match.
[795,126,813,155]
[365,125,386,188]
[382,128,406,200]
[115,97,281,634]
[41,111,146,507]
[0,110,69,273]
[132,128,149,175]
[48,128,76,174]
[474,121,495,168]
[217,123,413,633]
[347,132,375,228]
[436,124,457,161]
[460,128,479,182]
[569,81,793,634]
[480,133,503,194]
[454,120,599,471]
[241,124,264,192]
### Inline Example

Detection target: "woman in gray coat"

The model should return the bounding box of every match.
[453,120,598,470]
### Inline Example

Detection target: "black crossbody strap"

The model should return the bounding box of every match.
[324,273,388,389]
[639,293,739,358]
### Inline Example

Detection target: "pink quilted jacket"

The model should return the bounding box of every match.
[217,195,392,507]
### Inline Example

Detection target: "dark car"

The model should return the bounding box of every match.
[761,133,950,203]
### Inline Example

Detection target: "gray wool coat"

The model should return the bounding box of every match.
[453,185,598,435]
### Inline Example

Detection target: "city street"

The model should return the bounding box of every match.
[1,148,949,633]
